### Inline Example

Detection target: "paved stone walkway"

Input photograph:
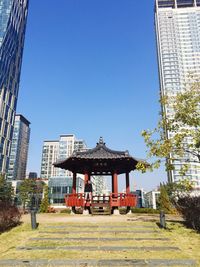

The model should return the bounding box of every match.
[17,246,180,251]
[0,217,197,266]
[0,259,196,266]
[46,225,155,229]
[39,230,158,234]
[30,237,170,241]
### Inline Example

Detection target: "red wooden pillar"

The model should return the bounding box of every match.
[112,174,114,193]
[72,172,77,194]
[126,172,130,194]
[113,172,118,194]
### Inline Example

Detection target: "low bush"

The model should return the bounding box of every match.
[60,208,71,214]
[175,196,200,232]
[0,202,21,232]
[47,206,56,213]
[131,207,160,214]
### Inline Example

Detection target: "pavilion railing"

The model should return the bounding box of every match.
[65,193,137,208]
[110,193,137,207]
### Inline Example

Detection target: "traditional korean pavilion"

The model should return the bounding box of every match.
[54,137,141,214]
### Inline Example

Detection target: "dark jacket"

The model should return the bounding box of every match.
[84,183,93,192]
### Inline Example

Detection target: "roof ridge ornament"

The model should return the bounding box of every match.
[125,150,129,156]
[97,136,105,146]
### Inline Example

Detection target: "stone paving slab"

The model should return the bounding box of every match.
[17,246,180,251]
[30,237,170,241]
[0,259,196,266]
[46,225,155,229]
[39,230,158,234]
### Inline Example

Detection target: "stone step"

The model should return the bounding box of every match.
[45,225,155,229]
[39,230,158,234]
[30,237,170,241]
[91,207,111,215]
[17,246,180,251]
[0,259,196,266]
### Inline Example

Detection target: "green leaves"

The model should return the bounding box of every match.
[18,179,44,210]
[140,80,200,174]
[39,185,49,213]
[0,174,13,203]
[158,183,175,214]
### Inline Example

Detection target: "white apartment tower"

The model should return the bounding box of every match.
[155,0,200,188]
[40,134,87,179]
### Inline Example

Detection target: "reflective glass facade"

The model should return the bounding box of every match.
[155,0,200,188]
[7,114,30,180]
[48,177,85,204]
[0,0,29,173]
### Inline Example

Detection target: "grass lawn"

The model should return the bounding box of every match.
[0,214,199,266]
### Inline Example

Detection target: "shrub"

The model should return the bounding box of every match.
[60,208,71,214]
[131,207,160,214]
[0,202,21,232]
[47,206,56,213]
[158,183,176,214]
[175,196,200,232]
[39,185,49,213]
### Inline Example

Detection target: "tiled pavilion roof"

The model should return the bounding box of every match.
[54,137,142,175]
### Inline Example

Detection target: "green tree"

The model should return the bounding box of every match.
[39,185,49,213]
[137,79,200,178]
[158,183,175,214]
[0,174,13,203]
[165,179,193,200]
[18,179,37,211]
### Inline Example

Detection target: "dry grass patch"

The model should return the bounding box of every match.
[0,215,199,266]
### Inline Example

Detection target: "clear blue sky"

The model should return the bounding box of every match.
[18,0,166,191]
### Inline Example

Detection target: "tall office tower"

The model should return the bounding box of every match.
[0,0,29,174]
[7,115,30,180]
[40,134,87,179]
[155,0,200,188]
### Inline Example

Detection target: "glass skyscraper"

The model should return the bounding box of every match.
[7,114,30,180]
[155,0,200,188]
[0,0,29,174]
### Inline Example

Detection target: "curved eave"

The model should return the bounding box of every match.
[53,156,141,175]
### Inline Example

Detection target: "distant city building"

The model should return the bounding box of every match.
[132,189,146,208]
[40,134,87,205]
[144,190,160,210]
[41,140,59,179]
[28,172,38,179]
[40,134,87,179]
[0,0,29,174]
[7,115,30,180]
[48,176,84,205]
[92,176,108,195]
[155,0,200,188]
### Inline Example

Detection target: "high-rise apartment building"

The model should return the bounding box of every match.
[92,176,109,195]
[40,134,87,204]
[7,114,30,180]
[155,0,200,187]
[40,134,87,179]
[0,0,29,174]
